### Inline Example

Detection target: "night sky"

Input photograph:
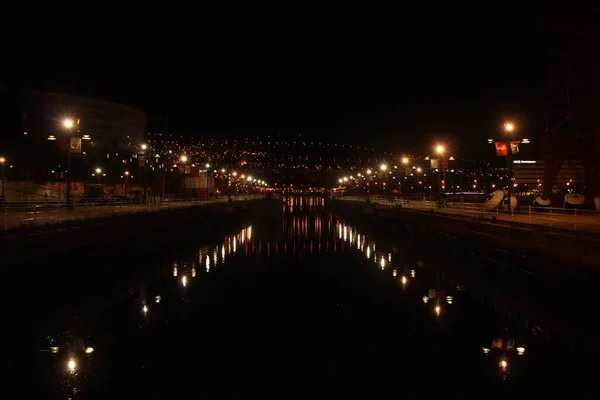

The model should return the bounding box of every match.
[7,1,546,158]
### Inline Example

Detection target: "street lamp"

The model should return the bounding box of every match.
[0,156,5,199]
[416,167,422,192]
[180,155,188,163]
[63,119,75,208]
[93,167,104,185]
[435,145,445,198]
[380,164,388,171]
[205,163,211,200]
[401,157,409,195]
[124,171,130,197]
[503,122,516,207]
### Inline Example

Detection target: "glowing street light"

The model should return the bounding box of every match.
[180,155,188,163]
[436,145,445,155]
[63,119,76,208]
[141,144,148,151]
[124,171,130,196]
[402,157,409,165]
[67,358,77,373]
[95,167,102,174]
[366,169,372,175]
[504,122,515,132]
[0,156,5,198]
[380,164,388,171]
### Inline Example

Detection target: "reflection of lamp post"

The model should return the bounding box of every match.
[64,119,74,208]
[0,156,5,199]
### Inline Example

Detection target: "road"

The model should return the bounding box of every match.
[2,196,262,231]
[337,196,600,233]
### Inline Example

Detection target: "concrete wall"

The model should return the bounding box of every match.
[2,180,145,201]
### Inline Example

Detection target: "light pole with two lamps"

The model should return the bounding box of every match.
[487,122,529,210]
[63,119,75,208]
[504,122,515,205]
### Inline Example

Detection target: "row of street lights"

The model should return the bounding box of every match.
[338,144,446,195]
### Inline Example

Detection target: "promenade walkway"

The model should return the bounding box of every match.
[336,196,600,234]
[2,196,263,231]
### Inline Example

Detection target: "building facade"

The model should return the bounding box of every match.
[4,90,148,183]
[513,159,585,191]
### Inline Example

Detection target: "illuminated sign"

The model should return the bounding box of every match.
[513,160,536,164]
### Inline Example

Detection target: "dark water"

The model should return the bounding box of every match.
[2,198,597,398]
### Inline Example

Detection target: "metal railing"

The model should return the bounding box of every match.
[2,195,265,231]
[335,196,600,233]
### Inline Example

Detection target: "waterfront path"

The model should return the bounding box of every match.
[336,196,600,234]
[2,196,263,231]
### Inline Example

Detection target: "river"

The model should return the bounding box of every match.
[1,197,595,398]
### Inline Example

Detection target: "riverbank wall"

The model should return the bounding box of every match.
[328,200,600,275]
[0,199,280,268]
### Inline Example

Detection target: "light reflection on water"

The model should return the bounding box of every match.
[30,203,568,398]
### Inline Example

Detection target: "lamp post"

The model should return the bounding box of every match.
[504,123,515,206]
[94,168,102,184]
[124,171,130,197]
[220,168,228,195]
[64,119,74,208]
[141,144,148,203]
[487,122,530,210]
[205,163,211,200]
[436,145,445,199]
[380,164,387,195]
[401,157,409,195]
[416,167,422,193]
[0,156,6,199]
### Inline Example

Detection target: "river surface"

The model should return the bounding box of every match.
[1,197,596,398]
